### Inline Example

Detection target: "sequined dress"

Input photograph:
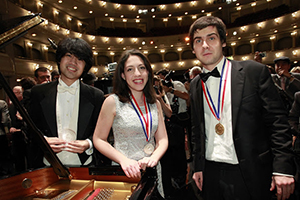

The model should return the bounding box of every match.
[111,94,164,197]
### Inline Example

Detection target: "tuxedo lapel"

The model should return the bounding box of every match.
[194,77,206,133]
[230,61,244,134]
[40,83,58,136]
[77,83,94,139]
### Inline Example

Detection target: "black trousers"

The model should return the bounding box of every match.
[160,122,187,199]
[202,160,251,200]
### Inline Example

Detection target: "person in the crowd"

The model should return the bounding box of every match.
[9,86,23,134]
[29,37,105,167]
[184,66,202,92]
[51,69,60,82]
[291,66,300,73]
[189,16,295,200]
[156,69,189,199]
[153,75,172,119]
[82,72,97,86]
[0,100,11,136]
[271,56,300,111]
[0,99,12,176]
[93,49,168,198]
[8,86,27,172]
[34,67,51,84]
[19,76,36,110]
[288,91,300,200]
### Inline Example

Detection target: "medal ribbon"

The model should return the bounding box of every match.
[201,59,230,120]
[130,94,152,142]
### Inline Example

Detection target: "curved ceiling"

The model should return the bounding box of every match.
[105,0,192,5]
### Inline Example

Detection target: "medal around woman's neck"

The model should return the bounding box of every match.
[130,93,154,154]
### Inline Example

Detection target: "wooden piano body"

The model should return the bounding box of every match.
[0,167,140,200]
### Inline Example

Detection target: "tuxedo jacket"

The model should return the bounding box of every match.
[190,59,295,199]
[29,81,104,165]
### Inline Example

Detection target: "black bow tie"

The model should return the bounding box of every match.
[200,68,221,82]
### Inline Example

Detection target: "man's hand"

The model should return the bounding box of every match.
[278,69,292,78]
[193,171,203,191]
[45,137,67,153]
[65,140,90,154]
[270,175,295,200]
[10,127,21,133]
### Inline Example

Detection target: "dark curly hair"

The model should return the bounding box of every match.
[113,49,156,104]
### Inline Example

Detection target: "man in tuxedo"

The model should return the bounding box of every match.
[29,38,104,167]
[189,16,295,200]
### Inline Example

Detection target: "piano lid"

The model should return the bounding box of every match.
[0,13,43,49]
[0,13,70,179]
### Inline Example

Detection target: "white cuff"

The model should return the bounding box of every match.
[272,172,294,178]
[85,139,93,155]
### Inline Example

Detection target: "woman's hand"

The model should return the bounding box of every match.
[138,157,158,171]
[120,158,141,179]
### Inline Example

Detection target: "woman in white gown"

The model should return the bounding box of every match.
[93,49,168,198]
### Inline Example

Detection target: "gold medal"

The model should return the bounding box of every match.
[143,143,154,155]
[215,123,224,135]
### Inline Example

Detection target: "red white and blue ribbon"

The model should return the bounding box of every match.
[201,59,230,120]
[130,94,152,142]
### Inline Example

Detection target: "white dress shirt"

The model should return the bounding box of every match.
[202,57,239,164]
[44,78,92,166]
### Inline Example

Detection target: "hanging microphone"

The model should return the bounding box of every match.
[47,38,57,50]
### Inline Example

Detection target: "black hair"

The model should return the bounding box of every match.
[56,38,93,78]
[34,67,50,78]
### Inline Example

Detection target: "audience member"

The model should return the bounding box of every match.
[29,37,105,167]
[271,56,300,111]
[8,86,27,172]
[82,72,97,86]
[189,16,295,200]
[0,100,11,136]
[93,49,168,198]
[19,76,36,110]
[0,99,12,176]
[184,66,202,92]
[156,68,189,200]
[9,86,23,133]
[291,66,300,73]
[51,69,60,82]
[153,75,172,119]
[34,67,51,84]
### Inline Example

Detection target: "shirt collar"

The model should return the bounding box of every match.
[58,78,79,89]
[202,56,226,74]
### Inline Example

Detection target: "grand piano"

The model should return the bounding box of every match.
[0,14,157,200]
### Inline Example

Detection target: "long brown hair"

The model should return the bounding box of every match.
[113,49,156,104]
